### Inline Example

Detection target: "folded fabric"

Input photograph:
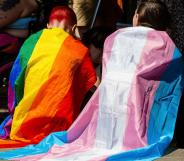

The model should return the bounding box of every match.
[0,28,96,147]
[0,26,184,161]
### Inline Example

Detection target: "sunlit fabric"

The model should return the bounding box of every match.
[0,28,96,148]
[0,26,184,160]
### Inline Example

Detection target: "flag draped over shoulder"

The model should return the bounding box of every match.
[0,26,184,161]
[0,28,96,148]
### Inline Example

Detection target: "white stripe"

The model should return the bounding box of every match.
[40,27,152,161]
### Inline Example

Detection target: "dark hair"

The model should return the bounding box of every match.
[82,26,115,49]
[137,0,171,31]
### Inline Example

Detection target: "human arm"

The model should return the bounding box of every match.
[0,0,38,29]
[0,28,29,38]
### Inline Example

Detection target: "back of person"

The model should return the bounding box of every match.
[134,0,184,150]
[0,6,96,148]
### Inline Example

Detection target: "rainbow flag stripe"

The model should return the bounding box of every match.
[0,28,96,148]
[0,26,184,160]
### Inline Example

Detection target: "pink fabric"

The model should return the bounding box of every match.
[86,155,110,161]
[102,28,126,80]
[122,31,175,151]
[0,33,18,47]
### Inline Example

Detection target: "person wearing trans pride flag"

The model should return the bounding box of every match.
[0,0,184,160]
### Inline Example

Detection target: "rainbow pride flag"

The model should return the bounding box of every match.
[0,28,96,148]
[0,26,184,160]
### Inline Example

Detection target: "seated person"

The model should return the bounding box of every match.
[0,6,96,148]
[80,26,115,111]
[69,0,123,39]
[82,26,116,91]
[0,0,40,38]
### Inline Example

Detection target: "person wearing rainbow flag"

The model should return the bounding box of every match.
[0,6,96,148]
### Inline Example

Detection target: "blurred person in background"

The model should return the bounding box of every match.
[69,0,123,39]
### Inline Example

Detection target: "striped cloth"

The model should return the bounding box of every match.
[0,26,184,161]
[0,28,96,148]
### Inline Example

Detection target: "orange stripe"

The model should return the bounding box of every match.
[12,35,91,142]
[0,139,30,148]
[32,53,96,142]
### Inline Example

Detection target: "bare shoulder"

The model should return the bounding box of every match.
[20,0,38,17]
[0,0,38,29]
[0,0,23,28]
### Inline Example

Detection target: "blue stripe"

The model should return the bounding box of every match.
[0,131,67,160]
[106,47,184,161]
[9,51,22,108]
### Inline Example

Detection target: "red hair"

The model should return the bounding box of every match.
[49,6,77,25]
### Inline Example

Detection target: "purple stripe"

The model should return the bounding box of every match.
[8,82,15,115]
[0,117,13,140]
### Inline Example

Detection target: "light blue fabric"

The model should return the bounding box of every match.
[0,131,67,160]
[6,17,37,29]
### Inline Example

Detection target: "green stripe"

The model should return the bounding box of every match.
[14,30,44,104]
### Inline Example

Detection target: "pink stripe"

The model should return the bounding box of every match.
[122,31,175,151]
[86,155,109,161]
[102,28,126,80]
[16,88,100,160]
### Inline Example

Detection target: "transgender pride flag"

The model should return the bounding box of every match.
[1,26,184,161]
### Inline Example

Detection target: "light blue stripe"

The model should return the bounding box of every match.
[106,47,184,160]
[0,131,67,160]
[6,17,37,29]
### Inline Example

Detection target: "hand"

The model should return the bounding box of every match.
[89,76,101,93]
[94,76,101,88]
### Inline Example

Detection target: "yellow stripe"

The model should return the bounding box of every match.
[10,28,68,138]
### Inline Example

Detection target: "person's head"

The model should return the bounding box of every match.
[133,0,171,31]
[47,6,77,36]
[82,26,115,63]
